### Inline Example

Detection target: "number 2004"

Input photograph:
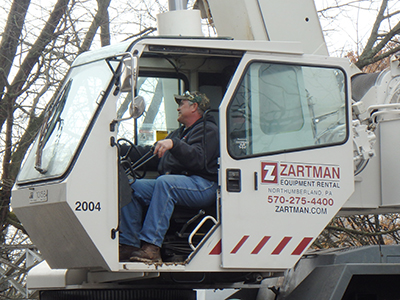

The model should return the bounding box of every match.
[75,201,101,212]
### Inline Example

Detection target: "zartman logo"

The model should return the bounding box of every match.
[261,162,278,184]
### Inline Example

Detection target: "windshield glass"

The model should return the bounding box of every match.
[17,59,113,183]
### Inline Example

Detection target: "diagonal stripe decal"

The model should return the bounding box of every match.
[271,237,292,255]
[209,236,313,256]
[231,235,249,254]
[291,237,313,255]
[251,236,271,254]
[209,240,222,255]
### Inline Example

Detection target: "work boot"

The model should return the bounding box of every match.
[130,241,162,263]
[119,244,141,262]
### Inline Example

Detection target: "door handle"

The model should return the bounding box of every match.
[226,169,241,192]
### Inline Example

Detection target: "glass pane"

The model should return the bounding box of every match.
[259,64,304,134]
[227,62,347,158]
[117,76,184,145]
[17,60,113,182]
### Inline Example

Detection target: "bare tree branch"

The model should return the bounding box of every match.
[79,0,111,53]
[356,0,388,62]
[0,0,31,132]
[0,0,70,236]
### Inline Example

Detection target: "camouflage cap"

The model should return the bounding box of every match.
[174,91,210,111]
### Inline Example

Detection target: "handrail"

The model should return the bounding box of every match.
[188,216,218,251]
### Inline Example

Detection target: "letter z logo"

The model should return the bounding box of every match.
[261,162,278,184]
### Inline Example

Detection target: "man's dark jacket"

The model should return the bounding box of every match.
[123,115,219,182]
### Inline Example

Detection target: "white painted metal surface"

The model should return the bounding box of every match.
[203,0,328,55]
[157,10,203,36]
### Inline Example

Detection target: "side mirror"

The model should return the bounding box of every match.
[114,95,146,123]
[120,56,138,93]
[113,52,145,123]
[130,95,145,119]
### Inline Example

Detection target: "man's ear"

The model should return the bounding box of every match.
[191,102,199,113]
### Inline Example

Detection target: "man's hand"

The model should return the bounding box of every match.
[154,139,173,158]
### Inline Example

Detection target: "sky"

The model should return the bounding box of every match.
[2,0,400,58]
[314,0,400,57]
[156,0,400,58]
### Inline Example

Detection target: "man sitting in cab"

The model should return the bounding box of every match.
[119,91,219,263]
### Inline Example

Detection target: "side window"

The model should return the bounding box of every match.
[117,76,185,145]
[258,64,304,135]
[227,61,347,158]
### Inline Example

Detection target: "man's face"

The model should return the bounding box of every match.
[177,99,195,125]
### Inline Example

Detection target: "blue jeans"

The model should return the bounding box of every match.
[119,175,218,248]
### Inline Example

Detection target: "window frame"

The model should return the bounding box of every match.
[226,59,349,160]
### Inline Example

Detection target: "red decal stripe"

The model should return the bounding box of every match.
[271,237,292,255]
[291,237,313,255]
[231,235,249,254]
[209,240,222,255]
[251,236,271,254]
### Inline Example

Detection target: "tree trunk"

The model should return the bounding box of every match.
[79,0,112,53]
[0,0,70,238]
[0,0,31,131]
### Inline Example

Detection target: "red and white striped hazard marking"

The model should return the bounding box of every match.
[209,236,313,256]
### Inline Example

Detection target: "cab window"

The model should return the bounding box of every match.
[227,61,347,158]
[117,75,186,145]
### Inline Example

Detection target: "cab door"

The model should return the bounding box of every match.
[219,52,354,270]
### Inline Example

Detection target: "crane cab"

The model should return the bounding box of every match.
[11,37,354,285]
